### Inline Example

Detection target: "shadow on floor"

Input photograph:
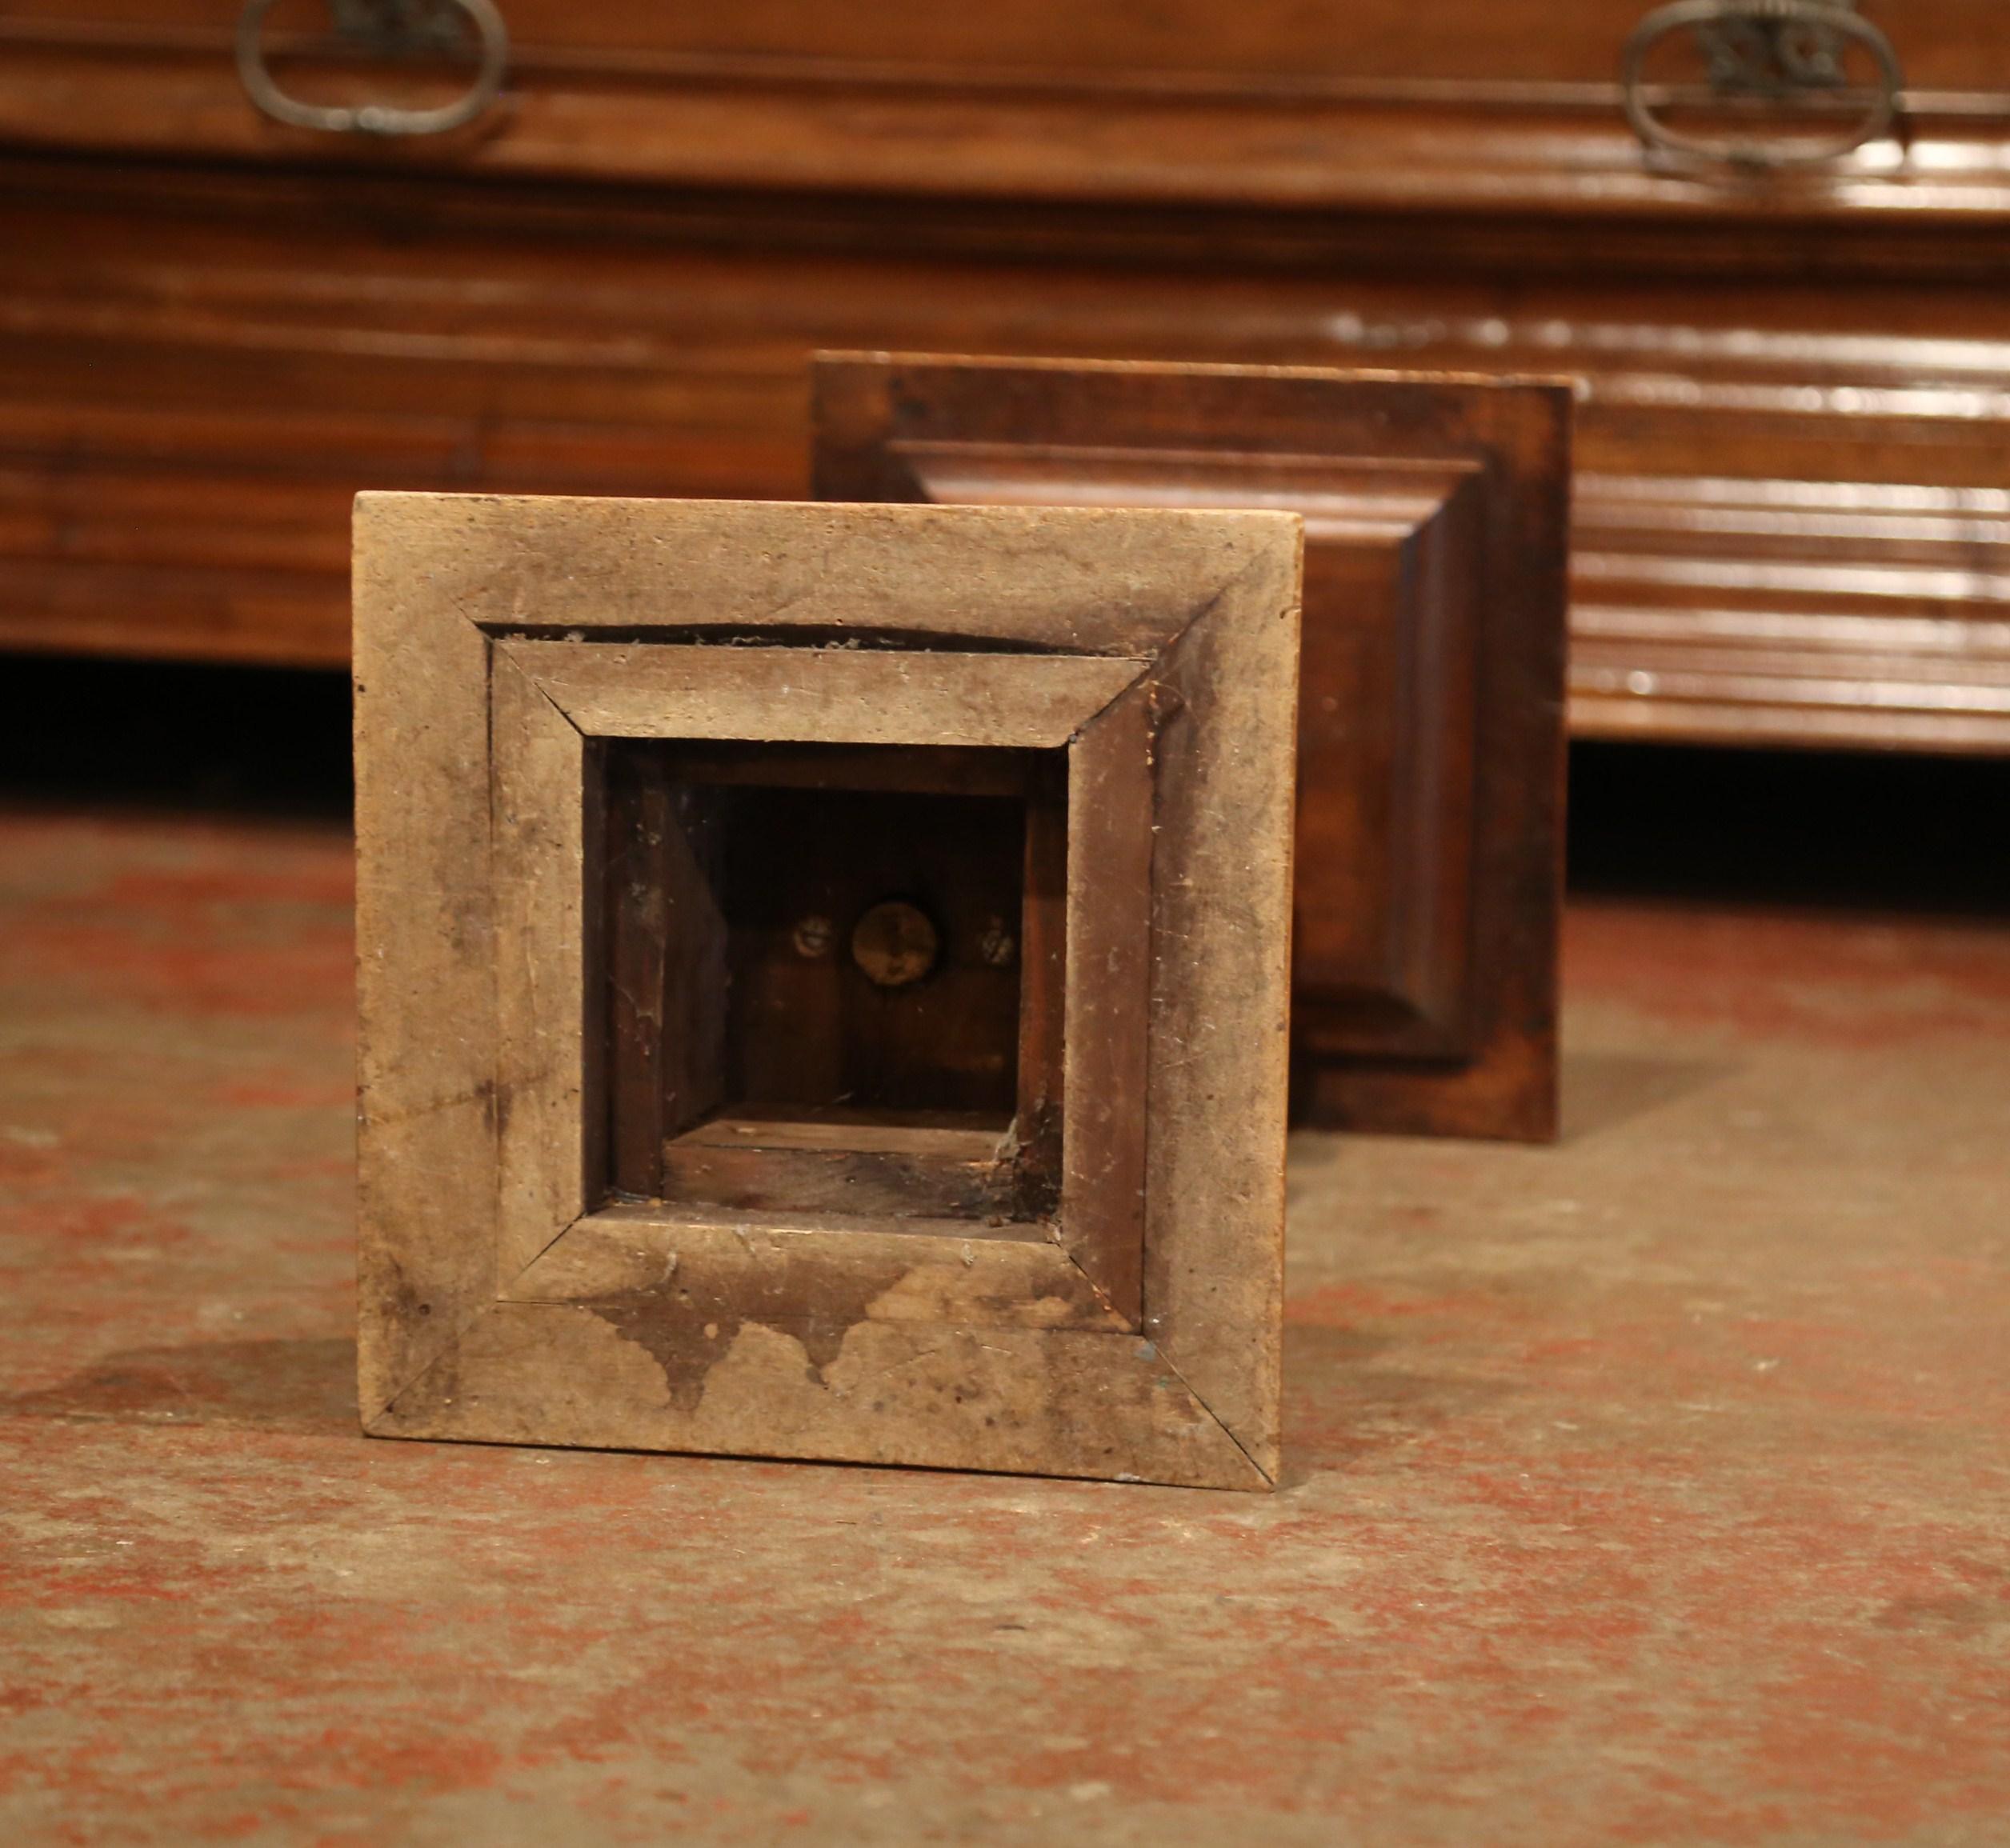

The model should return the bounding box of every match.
[1558,1049,1738,1142]
[1568,740,2010,918]
[1276,1321,1517,1490]
[1,1337,357,1438]
[1,655,352,819]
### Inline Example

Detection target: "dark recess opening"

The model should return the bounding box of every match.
[1568,740,2010,917]
[599,738,1065,1224]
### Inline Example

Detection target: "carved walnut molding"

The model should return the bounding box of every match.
[354,493,1302,1490]
[813,354,1572,1143]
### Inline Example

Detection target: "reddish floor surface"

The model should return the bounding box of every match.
[1,805,2006,1847]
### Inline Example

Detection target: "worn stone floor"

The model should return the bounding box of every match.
[1,802,2005,1846]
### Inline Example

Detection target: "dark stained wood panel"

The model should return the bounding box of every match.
[812,353,1569,1142]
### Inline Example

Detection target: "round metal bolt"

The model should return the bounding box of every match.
[851,901,939,988]
[792,914,835,958]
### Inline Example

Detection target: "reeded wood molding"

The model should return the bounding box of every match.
[7,152,2010,755]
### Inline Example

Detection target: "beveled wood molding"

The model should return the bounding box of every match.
[353,492,1301,1488]
[867,442,1495,1070]
[813,353,1572,1142]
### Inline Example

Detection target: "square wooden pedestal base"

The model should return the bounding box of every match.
[354,494,1301,1489]
[815,353,1572,1142]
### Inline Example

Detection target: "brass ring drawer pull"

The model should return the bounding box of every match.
[1621,0,1903,167]
[236,0,509,137]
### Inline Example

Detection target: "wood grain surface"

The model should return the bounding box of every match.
[6,54,2010,759]
[353,493,1300,1487]
[814,353,1570,1142]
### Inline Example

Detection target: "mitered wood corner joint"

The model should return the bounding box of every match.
[354,493,1302,1490]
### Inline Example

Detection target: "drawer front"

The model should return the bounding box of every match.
[1,162,2007,750]
[3,0,2004,90]
[2,3,2008,218]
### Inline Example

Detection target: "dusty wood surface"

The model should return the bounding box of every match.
[350,497,498,1421]
[510,1210,1115,1326]
[1140,528,1302,1478]
[354,493,1299,1488]
[667,1110,1012,1153]
[1012,762,1069,1219]
[460,1208,1260,1486]
[1058,677,1159,1323]
[381,494,1278,658]
[659,1114,1015,1220]
[505,641,1149,749]
[490,650,592,1286]
[377,1305,1265,1490]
